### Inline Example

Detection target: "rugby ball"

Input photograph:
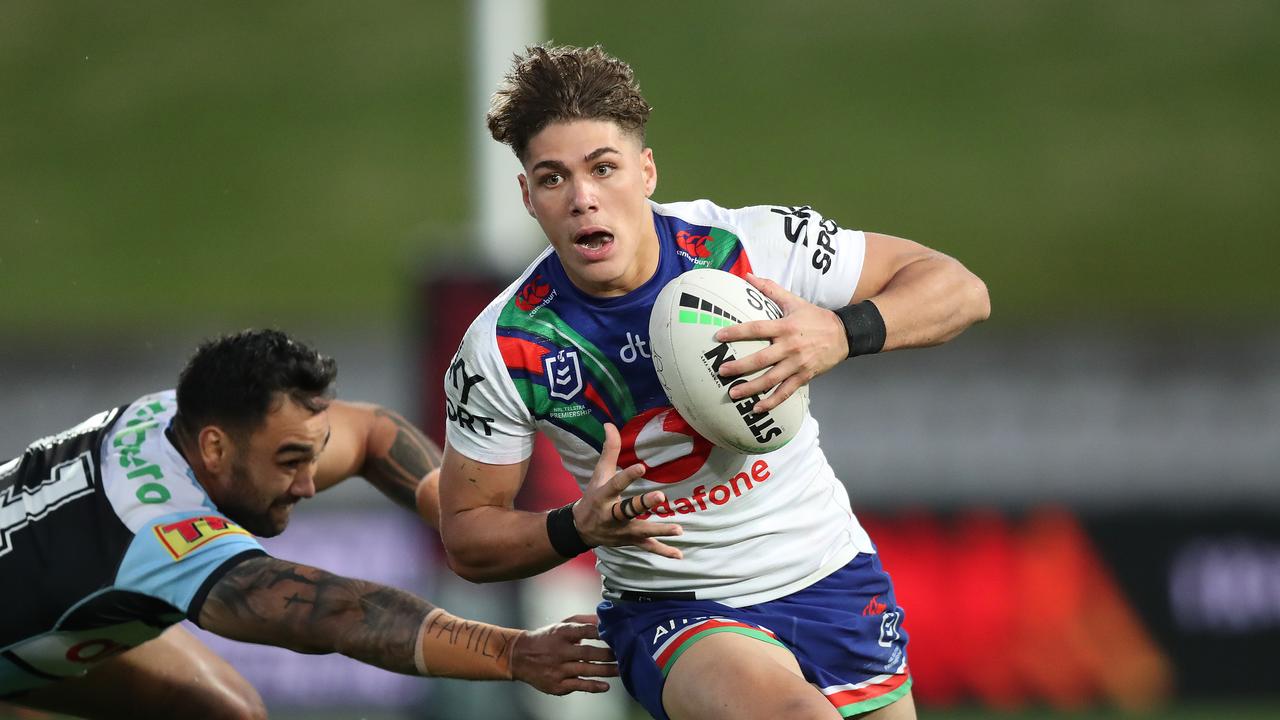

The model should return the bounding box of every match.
[649,269,808,454]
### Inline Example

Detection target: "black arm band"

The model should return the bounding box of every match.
[834,300,887,358]
[546,502,594,558]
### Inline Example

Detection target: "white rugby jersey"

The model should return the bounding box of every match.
[445,199,875,607]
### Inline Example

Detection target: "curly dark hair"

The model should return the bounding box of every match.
[487,44,652,161]
[174,329,337,437]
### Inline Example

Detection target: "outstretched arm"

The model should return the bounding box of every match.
[314,401,442,517]
[197,556,615,694]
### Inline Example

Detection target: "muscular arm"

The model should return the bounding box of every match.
[198,556,432,674]
[853,232,990,351]
[714,232,989,412]
[314,402,442,514]
[440,426,681,583]
[197,555,616,692]
[438,443,567,582]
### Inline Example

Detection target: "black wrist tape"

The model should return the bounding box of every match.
[834,300,887,358]
[546,502,593,558]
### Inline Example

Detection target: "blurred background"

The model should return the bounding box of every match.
[2,1,1278,718]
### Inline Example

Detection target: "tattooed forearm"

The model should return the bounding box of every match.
[363,409,442,510]
[423,611,513,662]
[199,556,436,676]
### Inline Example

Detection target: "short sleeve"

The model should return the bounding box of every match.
[115,511,267,621]
[733,205,866,310]
[443,305,538,465]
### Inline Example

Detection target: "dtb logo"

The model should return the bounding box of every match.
[676,230,713,259]
[618,332,651,363]
[515,275,552,312]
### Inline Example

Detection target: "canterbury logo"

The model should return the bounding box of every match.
[515,275,552,312]
[862,594,888,616]
[676,230,713,258]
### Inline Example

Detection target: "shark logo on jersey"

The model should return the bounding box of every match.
[543,348,583,401]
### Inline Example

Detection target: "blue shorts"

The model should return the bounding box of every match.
[598,553,912,719]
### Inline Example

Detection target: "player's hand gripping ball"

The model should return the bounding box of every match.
[649,269,808,454]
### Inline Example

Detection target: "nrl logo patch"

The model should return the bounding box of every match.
[543,348,583,401]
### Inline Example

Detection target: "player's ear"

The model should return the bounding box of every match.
[518,174,536,218]
[198,426,231,474]
[642,148,657,198]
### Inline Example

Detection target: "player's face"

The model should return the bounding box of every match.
[217,397,330,537]
[519,119,660,297]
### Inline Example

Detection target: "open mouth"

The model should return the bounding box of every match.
[575,230,614,250]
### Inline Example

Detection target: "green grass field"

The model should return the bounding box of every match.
[3,1,1278,339]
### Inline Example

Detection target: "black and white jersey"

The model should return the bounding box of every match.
[0,391,265,695]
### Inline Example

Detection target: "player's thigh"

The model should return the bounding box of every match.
[661,631,838,720]
[14,625,265,720]
[854,688,916,720]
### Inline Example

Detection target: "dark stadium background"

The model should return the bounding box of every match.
[2,2,1277,719]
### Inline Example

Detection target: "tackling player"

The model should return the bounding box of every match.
[1,329,615,719]
[437,45,990,720]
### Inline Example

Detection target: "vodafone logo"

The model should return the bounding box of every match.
[617,406,714,485]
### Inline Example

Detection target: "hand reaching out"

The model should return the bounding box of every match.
[511,614,619,695]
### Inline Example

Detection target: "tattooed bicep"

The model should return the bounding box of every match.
[364,409,442,509]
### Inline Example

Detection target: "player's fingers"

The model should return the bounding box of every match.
[566,660,620,678]
[589,424,622,489]
[609,488,664,522]
[605,462,648,497]
[714,318,782,345]
[556,621,602,643]
[636,536,684,560]
[718,344,787,379]
[630,516,682,539]
[752,377,801,413]
[557,678,613,694]
[726,362,790,401]
[570,645,616,664]
[560,613,600,627]
[745,272,799,310]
